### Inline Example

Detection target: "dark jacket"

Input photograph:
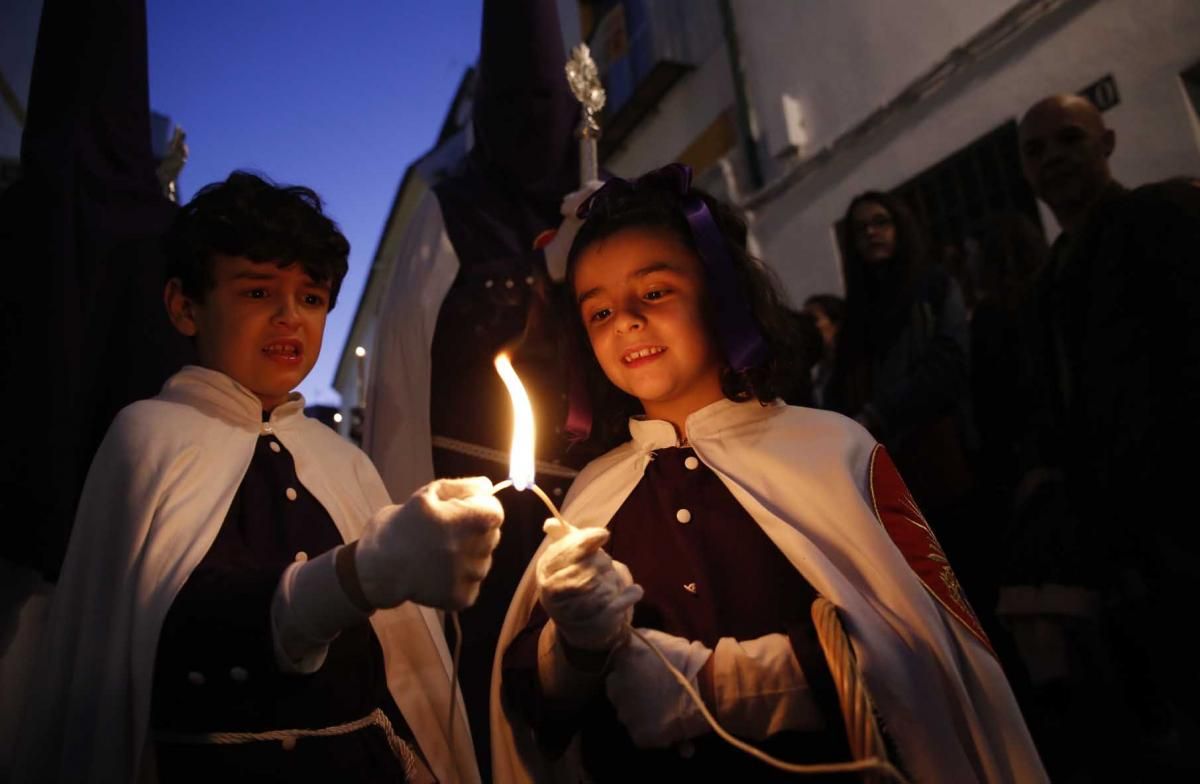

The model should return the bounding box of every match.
[834,265,973,510]
[1019,179,1200,587]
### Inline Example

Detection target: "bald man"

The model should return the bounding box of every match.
[1018,94,1117,232]
[1002,94,1200,778]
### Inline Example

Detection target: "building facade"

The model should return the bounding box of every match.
[338,0,1200,417]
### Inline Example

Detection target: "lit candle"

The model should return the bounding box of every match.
[492,352,567,523]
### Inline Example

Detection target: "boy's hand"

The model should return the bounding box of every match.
[536,518,642,651]
[355,477,503,611]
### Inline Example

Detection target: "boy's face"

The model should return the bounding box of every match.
[165,255,329,411]
[574,227,725,427]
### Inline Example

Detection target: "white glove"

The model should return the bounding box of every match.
[536,517,642,651]
[356,476,503,611]
[606,630,824,747]
[542,179,605,281]
[271,546,369,673]
[708,634,825,739]
[606,628,713,748]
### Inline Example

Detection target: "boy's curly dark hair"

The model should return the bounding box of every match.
[562,177,806,448]
[164,171,350,309]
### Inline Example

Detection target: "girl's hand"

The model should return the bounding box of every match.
[605,628,713,747]
[535,518,642,651]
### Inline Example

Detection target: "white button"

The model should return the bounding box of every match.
[676,508,692,524]
[294,551,308,562]
[504,278,515,289]
[286,487,298,501]
[484,279,494,288]
[281,736,297,751]
[229,666,249,683]
[187,671,205,686]
[684,456,699,470]
[552,487,563,497]
[524,275,535,285]
[270,441,281,453]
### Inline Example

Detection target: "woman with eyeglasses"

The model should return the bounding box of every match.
[830,192,994,621]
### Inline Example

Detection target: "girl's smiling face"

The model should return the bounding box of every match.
[573,227,725,434]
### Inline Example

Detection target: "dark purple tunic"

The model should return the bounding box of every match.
[151,427,428,783]
[504,446,849,780]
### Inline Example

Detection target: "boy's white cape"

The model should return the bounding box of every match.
[490,399,1046,783]
[13,366,480,784]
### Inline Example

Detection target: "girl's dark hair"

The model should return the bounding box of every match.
[562,178,805,449]
[832,191,931,414]
[164,171,350,309]
[803,293,846,326]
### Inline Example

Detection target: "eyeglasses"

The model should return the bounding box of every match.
[852,215,894,236]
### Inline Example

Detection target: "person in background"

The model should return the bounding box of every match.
[827,191,987,615]
[801,294,844,409]
[1000,93,1200,778]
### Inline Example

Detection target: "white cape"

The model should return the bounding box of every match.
[490,399,1045,783]
[13,366,479,783]
[364,193,459,502]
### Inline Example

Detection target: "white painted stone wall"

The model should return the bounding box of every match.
[742,0,1200,302]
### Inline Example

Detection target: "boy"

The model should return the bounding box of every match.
[14,172,500,783]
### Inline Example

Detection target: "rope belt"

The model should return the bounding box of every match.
[154,707,421,780]
[432,434,580,479]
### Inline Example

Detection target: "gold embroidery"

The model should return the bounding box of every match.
[870,447,979,623]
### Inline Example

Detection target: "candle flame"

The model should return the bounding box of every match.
[494,352,536,491]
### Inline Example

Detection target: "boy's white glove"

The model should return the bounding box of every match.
[356,476,504,611]
[272,546,369,673]
[536,517,642,651]
[542,179,605,281]
[606,628,712,747]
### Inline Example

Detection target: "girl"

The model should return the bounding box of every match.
[490,165,1044,782]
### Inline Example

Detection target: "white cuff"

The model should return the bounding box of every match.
[271,547,370,674]
[711,633,824,739]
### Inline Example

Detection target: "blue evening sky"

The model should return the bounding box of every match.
[147,1,483,406]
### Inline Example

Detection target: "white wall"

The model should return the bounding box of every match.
[604,40,737,176]
[744,0,1200,303]
[735,0,1014,170]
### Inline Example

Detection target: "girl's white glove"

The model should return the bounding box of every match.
[607,629,824,748]
[536,518,642,651]
[606,628,712,748]
[542,179,605,281]
[356,476,503,611]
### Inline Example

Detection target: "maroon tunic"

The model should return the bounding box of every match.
[504,445,849,780]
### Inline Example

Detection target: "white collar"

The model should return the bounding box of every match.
[159,365,307,430]
[627,397,785,452]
